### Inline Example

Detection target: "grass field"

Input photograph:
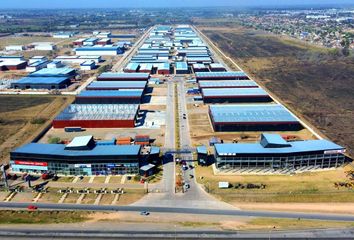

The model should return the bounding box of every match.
[0,95,74,163]
[199,25,354,158]
[195,164,354,203]
[0,210,89,224]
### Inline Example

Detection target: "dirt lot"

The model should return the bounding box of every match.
[195,164,354,204]
[0,95,74,164]
[199,25,354,158]
[187,102,316,148]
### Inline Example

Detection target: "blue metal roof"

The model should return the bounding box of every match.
[260,133,291,148]
[87,81,146,89]
[202,88,268,97]
[28,60,48,67]
[14,76,69,84]
[78,90,143,98]
[12,143,141,157]
[98,72,149,79]
[209,104,299,123]
[29,67,76,77]
[125,62,140,70]
[199,80,258,88]
[196,145,208,154]
[215,138,344,155]
[176,62,188,70]
[196,71,247,78]
[76,46,121,51]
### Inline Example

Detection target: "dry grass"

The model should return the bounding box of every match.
[0,95,74,164]
[0,210,89,224]
[200,25,354,158]
[195,164,354,203]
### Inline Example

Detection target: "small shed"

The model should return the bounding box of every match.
[140,164,156,177]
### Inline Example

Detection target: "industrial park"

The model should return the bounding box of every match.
[0,3,353,239]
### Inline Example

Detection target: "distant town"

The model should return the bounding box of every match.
[234,8,354,51]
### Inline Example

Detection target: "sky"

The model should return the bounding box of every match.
[0,0,353,9]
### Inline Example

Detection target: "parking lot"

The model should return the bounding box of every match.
[1,174,146,206]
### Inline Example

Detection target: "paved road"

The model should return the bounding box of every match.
[1,228,354,239]
[112,27,152,72]
[1,202,354,222]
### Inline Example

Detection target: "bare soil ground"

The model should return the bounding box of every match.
[199,25,354,158]
[0,95,74,164]
[187,102,316,148]
[195,164,354,204]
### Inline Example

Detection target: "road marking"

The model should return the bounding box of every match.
[121,175,126,184]
[111,194,120,205]
[88,176,95,183]
[3,192,16,202]
[58,193,68,204]
[72,176,79,183]
[76,193,85,204]
[104,176,111,184]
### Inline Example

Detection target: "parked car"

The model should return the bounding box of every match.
[27,205,38,210]
[140,211,150,216]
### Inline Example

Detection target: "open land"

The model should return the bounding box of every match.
[0,210,354,232]
[0,95,74,164]
[198,24,354,158]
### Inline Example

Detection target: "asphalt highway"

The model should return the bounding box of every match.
[0,227,354,239]
[1,202,354,222]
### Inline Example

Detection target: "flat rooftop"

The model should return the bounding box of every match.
[12,143,141,157]
[209,104,299,123]
[78,90,144,98]
[29,68,76,77]
[87,81,147,90]
[196,71,248,79]
[55,104,139,121]
[13,76,69,85]
[215,137,344,156]
[202,88,269,97]
[98,72,150,80]
[199,80,259,88]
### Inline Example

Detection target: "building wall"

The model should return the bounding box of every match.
[11,80,71,90]
[10,160,139,175]
[215,153,346,170]
[52,119,136,128]
[157,69,170,75]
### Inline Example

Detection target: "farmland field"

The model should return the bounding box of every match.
[0,95,74,163]
[198,25,354,158]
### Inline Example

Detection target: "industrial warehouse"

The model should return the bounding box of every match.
[201,88,272,103]
[86,81,147,90]
[52,104,139,128]
[10,67,76,89]
[6,24,349,179]
[195,71,249,81]
[10,136,142,175]
[198,80,259,88]
[209,104,302,131]
[214,133,346,170]
[76,90,144,104]
[97,72,150,81]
